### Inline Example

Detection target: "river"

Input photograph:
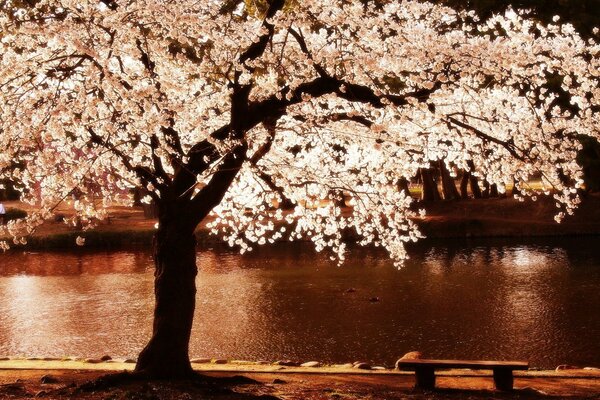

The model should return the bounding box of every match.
[0,237,599,368]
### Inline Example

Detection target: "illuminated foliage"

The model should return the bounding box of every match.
[0,0,598,263]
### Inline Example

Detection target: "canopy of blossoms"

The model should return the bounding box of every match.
[1,0,598,263]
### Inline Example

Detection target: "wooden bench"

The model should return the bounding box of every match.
[396,359,529,391]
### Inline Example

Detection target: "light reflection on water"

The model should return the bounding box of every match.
[0,238,599,368]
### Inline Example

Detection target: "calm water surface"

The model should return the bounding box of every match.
[0,238,599,368]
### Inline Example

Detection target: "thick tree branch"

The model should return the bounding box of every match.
[238,0,285,67]
[288,27,329,78]
[172,1,288,207]
[149,134,172,186]
[446,116,524,161]
[172,125,231,200]
[177,74,441,201]
[86,127,163,197]
[247,76,442,128]
[294,112,374,129]
[186,143,248,228]
[248,124,295,208]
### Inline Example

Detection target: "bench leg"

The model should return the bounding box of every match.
[493,369,514,391]
[414,367,436,390]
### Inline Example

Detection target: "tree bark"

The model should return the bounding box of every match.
[511,177,522,197]
[439,160,460,200]
[489,183,499,198]
[135,213,198,378]
[481,181,490,198]
[470,176,482,199]
[397,177,411,198]
[459,171,470,199]
[420,168,441,202]
[466,161,482,199]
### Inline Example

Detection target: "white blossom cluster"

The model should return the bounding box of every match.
[0,0,598,264]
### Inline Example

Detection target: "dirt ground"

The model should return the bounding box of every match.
[1,363,600,400]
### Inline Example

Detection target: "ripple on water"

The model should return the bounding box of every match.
[0,238,599,368]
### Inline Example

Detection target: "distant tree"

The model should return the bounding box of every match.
[577,136,600,192]
[420,168,442,202]
[435,0,600,36]
[397,177,411,197]
[438,160,461,200]
[459,168,483,199]
[0,0,598,378]
[0,180,20,201]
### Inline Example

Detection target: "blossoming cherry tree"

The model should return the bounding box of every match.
[0,0,598,377]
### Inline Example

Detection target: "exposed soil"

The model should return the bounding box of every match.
[1,368,600,400]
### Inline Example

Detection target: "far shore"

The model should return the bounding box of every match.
[1,194,600,251]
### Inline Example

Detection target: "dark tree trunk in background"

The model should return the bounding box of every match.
[470,176,482,199]
[135,209,197,378]
[489,183,499,198]
[482,181,490,198]
[397,177,411,197]
[460,171,470,199]
[511,178,522,197]
[142,202,159,219]
[439,160,460,200]
[466,161,482,199]
[0,180,20,201]
[132,188,143,206]
[420,168,441,202]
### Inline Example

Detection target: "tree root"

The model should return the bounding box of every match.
[190,372,259,386]
[75,370,263,394]
[77,371,146,392]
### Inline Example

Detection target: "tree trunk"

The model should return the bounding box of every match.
[470,175,482,199]
[0,179,20,201]
[466,160,482,199]
[397,177,411,197]
[420,168,441,202]
[135,216,198,378]
[511,177,522,197]
[481,181,490,198]
[460,171,470,199]
[439,160,460,200]
[489,183,499,198]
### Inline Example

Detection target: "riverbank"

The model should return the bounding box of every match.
[2,194,600,250]
[1,360,600,399]
[417,193,600,239]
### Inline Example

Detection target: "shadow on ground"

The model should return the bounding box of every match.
[1,370,598,400]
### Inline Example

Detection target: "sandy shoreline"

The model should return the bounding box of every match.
[1,358,599,377]
[0,360,600,399]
